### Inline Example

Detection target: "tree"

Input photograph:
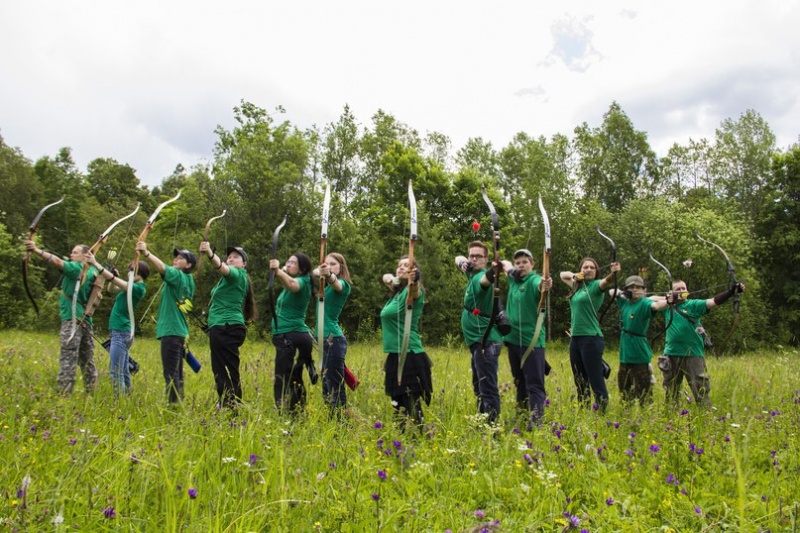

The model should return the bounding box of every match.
[573,101,657,211]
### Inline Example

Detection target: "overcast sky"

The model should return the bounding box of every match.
[2,1,798,188]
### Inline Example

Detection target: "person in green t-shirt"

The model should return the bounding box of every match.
[199,243,256,409]
[85,251,149,396]
[559,257,621,413]
[269,252,315,413]
[380,255,431,430]
[501,249,553,427]
[654,278,745,407]
[137,242,196,404]
[455,240,504,424]
[24,240,98,394]
[316,252,352,412]
[613,275,672,406]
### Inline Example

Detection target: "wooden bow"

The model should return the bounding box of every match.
[128,190,182,340]
[22,197,65,316]
[268,215,288,333]
[480,185,501,350]
[317,182,331,354]
[195,209,228,300]
[520,196,550,369]
[595,226,617,324]
[397,180,418,385]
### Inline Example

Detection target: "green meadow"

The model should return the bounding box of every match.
[1,331,798,532]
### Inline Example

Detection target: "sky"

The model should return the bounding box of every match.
[1,1,798,188]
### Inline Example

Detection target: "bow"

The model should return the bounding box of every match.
[128,190,182,340]
[480,186,501,350]
[268,214,288,333]
[520,196,550,369]
[22,197,65,316]
[317,182,331,354]
[195,209,228,300]
[648,251,674,345]
[397,180,418,385]
[695,233,740,351]
[595,226,617,324]
[72,202,142,322]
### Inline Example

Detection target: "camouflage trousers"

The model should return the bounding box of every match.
[58,321,98,394]
[618,363,653,406]
[660,355,711,408]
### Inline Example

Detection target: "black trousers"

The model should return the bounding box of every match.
[273,331,314,412]
[209,324,247,407]
[160,335,185,403]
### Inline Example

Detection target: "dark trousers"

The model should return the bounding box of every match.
[273,331,314,412]
[160,335,185,403]
[662,356,711,407]
[209,324,246,408]
[618,363,653,406]
[569,335,609,412]
[322,335,348,409]
[469,341,501,423]
[391,392,424,431]
[507,343,547,424]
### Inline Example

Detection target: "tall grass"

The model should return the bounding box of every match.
[1,331,798,531]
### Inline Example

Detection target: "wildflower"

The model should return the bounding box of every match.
[680,409,689,415]
[371,493,380,501]
[249,454,259,466]
[103,506,116,518]
[694,506,702,514]
[606,497,614,506]
[666,474,676,484]
[52,511,64,525]
[317,473,325,481]
[188,488,197,499]
[624,449,635,457]
[393,440,402,449]
[329,462,337,469]
[373,421,383,429]
[649,444,660,454]
[523,453,533,464]
[69,438,77,445]
[377,470,387,480]
[474,509,485,519]
[629,432,636,439]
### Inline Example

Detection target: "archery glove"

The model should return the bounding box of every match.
[713,286,737,306]
[484,268,495,284]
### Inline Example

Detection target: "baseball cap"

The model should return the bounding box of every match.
[226,246,249,263]
[173,248,197,268]
[513,248,533,259]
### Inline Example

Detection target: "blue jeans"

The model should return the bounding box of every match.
[322,335,348,408]
[109,329,133,394]
[569,335,609,411]
[469,341,501,423]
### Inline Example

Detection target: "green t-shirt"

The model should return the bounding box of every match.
[207,266,248,328]
[461,269,502,346]
[569,279,605,337]
[108,282,146,332]
[616,296,655,364]
[381,287,425,354]
[315,279,351,338]
[59,261,96,324]
[505,271,546,348]
[663,299,709,357]
[155,265,195,339]
[272,274,312,335]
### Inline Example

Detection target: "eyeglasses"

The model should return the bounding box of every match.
[286,260,297,265]
[468,254,485,260]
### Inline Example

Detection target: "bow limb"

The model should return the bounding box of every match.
[268,215,288,333]
[22,197,65,316]
[695,233,740,351]
[648,251,674,345]
[521,196,550,369]
[68,203,141,341]
[596,226,617,324]
[195,209,228,299]
[128,190,182,340]
[318,182,331,354]
[480,186,501,351]
[397,180,418,385]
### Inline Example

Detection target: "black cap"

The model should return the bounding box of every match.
[226,246,248,263]
[173,248,197,268]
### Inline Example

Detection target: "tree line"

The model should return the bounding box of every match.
[1,101,798,349]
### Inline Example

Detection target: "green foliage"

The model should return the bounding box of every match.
[2,332,799,530]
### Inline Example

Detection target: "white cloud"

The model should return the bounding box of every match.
[1,0,798,188]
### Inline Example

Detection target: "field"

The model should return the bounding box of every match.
[1,331,799,532]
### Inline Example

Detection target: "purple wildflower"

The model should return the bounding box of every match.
[606,497,614,506]
[103,507,116,519]
[377,470,387,480]
[694,506,702,514]
[649,444,660,454]
[371,493,380,501]
[474,509,485,519]
[188,488,197,499]
[249,454,259,466]
[373,421,383,429]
